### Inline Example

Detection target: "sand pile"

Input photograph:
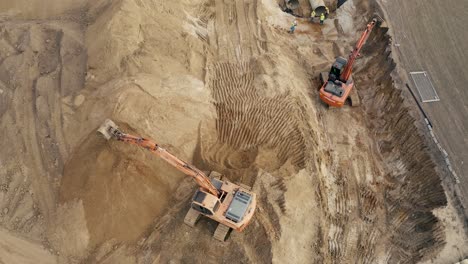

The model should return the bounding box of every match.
[58,0,217,255]
[0,0,215,262]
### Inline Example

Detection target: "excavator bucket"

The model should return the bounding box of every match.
[374,14,387,28]
[97,119,119,140]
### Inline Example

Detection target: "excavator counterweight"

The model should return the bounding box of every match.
[97,119,257,241]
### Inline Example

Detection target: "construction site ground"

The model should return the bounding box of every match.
[0,0,466,263]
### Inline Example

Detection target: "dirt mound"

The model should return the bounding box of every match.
[60,128,174,247]
[1,0,215,261]
[56,0,216,252]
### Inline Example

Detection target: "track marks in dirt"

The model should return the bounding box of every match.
[358,186,379,224]
[313,89,386,264]
[0,21,86,243]
[210,0,266,60]
[324,170,351,259]
[202,61,307,185]
[0,163,41,235]
[197,2,308,260]
[254,172,291,241]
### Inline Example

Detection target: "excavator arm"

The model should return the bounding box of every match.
[341,18,377,82]
[97,119,220,197]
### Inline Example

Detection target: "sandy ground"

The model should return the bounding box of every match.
[0,0,466,263]
[0,227,56,264]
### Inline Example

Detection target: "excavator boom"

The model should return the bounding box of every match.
[97,119,220,197]
[341,18,377,82]
[97,119,257,240]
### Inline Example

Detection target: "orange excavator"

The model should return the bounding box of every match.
[319,18,378,107]
[97,119,256,241]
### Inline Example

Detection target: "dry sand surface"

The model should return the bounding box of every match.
[0,0,466,263]
[0,227,57,264]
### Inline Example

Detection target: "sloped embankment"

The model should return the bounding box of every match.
[356,25,447,263]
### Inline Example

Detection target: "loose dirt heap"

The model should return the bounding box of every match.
[0,0,466,263]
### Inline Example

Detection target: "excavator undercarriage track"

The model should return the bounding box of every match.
[184,208,201,227]
[213,224,231,241]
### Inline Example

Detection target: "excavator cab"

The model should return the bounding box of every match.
[191,189,220,216]
[329,56,347,82]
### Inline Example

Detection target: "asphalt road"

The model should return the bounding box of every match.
[380,0,468,216]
